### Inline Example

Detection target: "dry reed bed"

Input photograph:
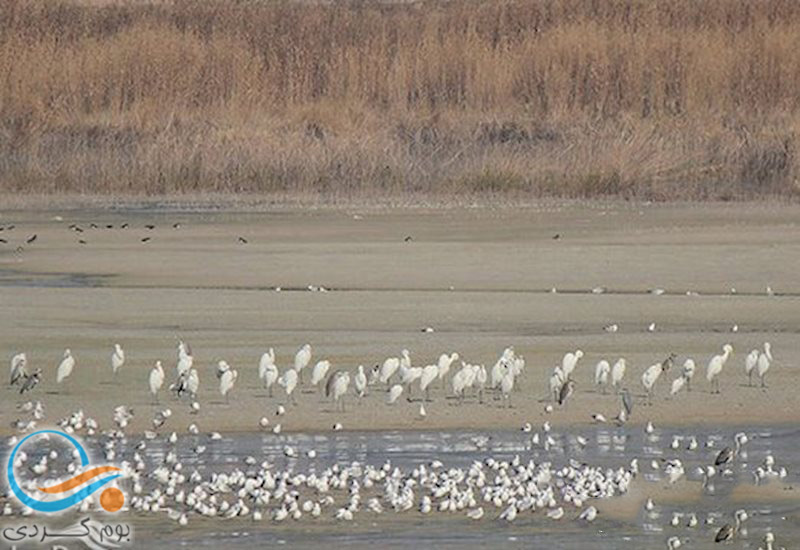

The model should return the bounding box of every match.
[1,0,800,200]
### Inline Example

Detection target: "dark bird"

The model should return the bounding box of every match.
[120,223,129,229]
[78,239,87,245]
[26,234,37,244]
[19,369,42,394]
[173,223,181,229]
[141,237,151,243]
[0,238,6,244]
[404,235,413,242]
[715,446,734,467]
[105,224,114,229]
[0,226,4,232]
[74,226,84,233]
[6,225,14,230]
[90,223,99,229]
[145,224,155,230]
[558,379,575,406]
[552,233,561,240]
[715,524,734,543]
[238,237,248,244]
[661,353,677,371]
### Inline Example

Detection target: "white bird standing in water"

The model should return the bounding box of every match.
[611,358,626,390]
[219,368,238,403]
[594,360,610,393]
[293,344,312,384]
[757,342,772,388]
[706,344,733,394]
[259,349,279,396]
[56,349,75,386]
[10,353,27,386]
[111,344,125,379]
[149,360,165,404]
[670,376,685,397]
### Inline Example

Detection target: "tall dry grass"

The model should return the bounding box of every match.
[1,0,800,201]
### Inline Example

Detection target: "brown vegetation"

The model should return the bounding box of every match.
[2,0,800,201]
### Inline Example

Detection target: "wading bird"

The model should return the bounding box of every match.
[56,349,75,387]
[706,344,733,394]
[111,344,125,379]
[149,361,165,404]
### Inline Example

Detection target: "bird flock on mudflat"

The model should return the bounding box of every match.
[4,338,792,547]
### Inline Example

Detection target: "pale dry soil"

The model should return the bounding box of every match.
[1,203,799,435]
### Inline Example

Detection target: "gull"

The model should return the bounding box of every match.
[418,404,426,418]
[579,506,598,522]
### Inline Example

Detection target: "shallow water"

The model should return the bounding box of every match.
[90,425,800,548]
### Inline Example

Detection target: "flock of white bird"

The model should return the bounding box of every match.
[3,340,788,549]
[8,339,776,420]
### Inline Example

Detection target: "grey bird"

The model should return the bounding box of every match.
[19,368,42,394]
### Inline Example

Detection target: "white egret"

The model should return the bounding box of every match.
[311,360,331,392]
[611,358,626,390]
[56,349,75,386]
[437,352,459,388]
[278,369,299,405]
[419,365,438,401]
[328,371,350,412]
[744,349,759,386]
[594,360,610,393]
[562,350,584,379]
[641,363,665,404]
[354,365,367,397]
[387,384,403,404]
[220,368,238,403]
[177,340,193,376]
[293,344,312,383]
[111,344,125,379]
[258,348,276,389]
[706,344,733,394]
[757,342,772,387]
[149,360,165,404]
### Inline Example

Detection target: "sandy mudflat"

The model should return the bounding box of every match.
[1,202,799,435]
